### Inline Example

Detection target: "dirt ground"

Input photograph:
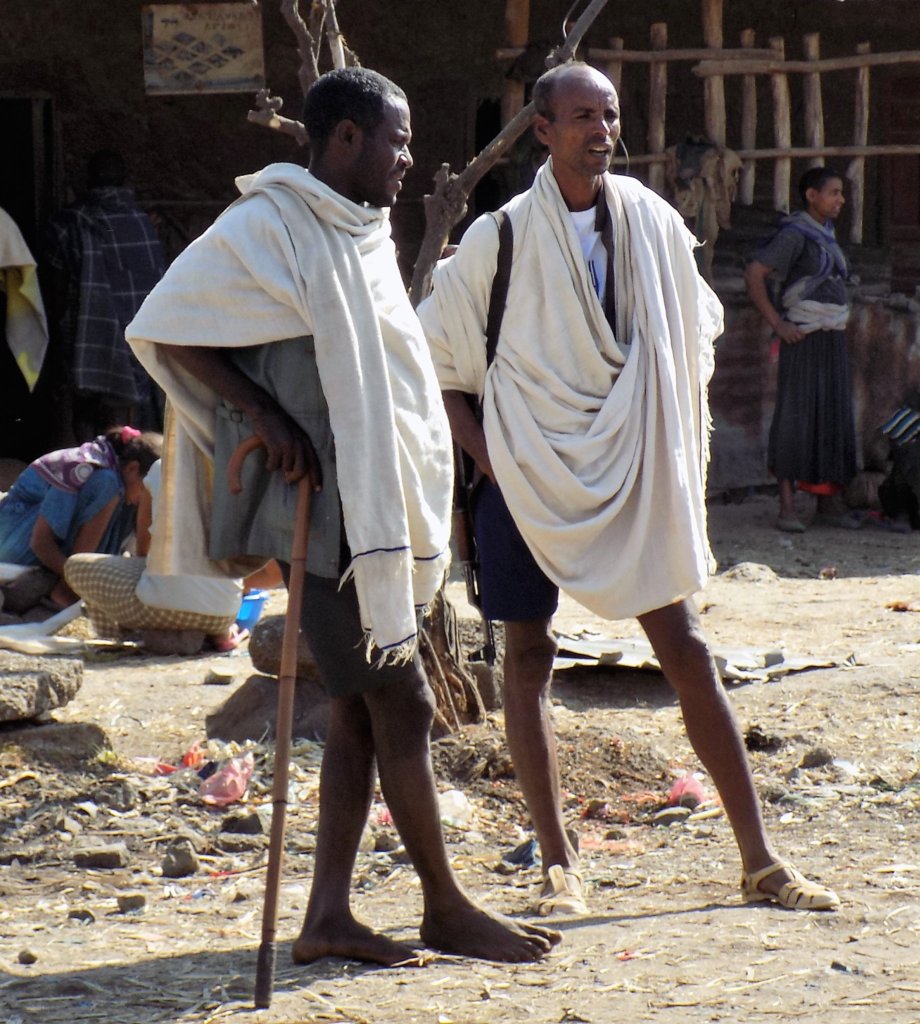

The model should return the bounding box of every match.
[1,492,919,1024]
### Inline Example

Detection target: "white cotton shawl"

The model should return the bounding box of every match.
[128,163,452,661]
[419,160,724,620]
[784,298,849,334]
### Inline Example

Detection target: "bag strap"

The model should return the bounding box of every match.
[485,210,514,369]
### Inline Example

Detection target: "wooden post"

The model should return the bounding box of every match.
[501,0,530,126]
[803,33,825,170]
[849,41,871,244]
[738,29,757,205]
[702,0,726,146]
[648,22,667,192]
[770,37,792,213]
[604,36,624,94]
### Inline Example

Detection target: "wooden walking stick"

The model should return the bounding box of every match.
[227,435,312,1010]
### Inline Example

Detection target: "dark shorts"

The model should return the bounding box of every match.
[279,566,425,699]
[472,477,558,623]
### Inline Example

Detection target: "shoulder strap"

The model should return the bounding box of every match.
[485,211,513,368]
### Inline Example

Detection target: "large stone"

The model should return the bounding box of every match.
[205,673,329,743]
[73,842,130,870]
[0,651,83,722]
[2,721,111,765]
[161,839,199,878]
[248,614,322,682]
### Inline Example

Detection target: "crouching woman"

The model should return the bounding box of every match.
[0,426,161,608]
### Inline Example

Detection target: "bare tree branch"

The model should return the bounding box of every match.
[308,0,326,52]
[282,0,320,94]
[246,88,309,145]
[248,2,360,145]
[324,0,347,69]
[547,0,610,67]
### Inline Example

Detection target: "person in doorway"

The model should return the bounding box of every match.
[745,167,858,532]
[45,149,166,441]
[126,67,559,966]
[419,61,840,918]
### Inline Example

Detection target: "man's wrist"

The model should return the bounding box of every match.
[241,395,281,422]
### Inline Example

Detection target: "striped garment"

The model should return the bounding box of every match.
[46,187,165,402]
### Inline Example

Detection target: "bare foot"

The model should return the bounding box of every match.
[421,901,562,962]
[49,579,79,609]
[292,915,425,967]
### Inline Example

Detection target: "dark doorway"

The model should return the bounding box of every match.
[0,95,61,461]
[0,96,56,253]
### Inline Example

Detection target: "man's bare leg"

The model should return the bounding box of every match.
[294,694,419,966]
[503,619,580,876]
[363,667,562,962]
[638,599,793,896]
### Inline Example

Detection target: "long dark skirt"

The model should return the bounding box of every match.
[768,329,857,487]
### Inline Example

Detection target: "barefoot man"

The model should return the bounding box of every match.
[127,67,560,965]
[419,62,840,918]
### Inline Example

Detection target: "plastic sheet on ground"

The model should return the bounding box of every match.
[0,602,138,655]
[553,630,854,683]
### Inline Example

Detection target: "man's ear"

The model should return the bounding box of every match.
[532,116,552,146]
[331,118,361,151]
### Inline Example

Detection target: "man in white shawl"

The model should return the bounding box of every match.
[419,63,839,916]
[126,68,559,967]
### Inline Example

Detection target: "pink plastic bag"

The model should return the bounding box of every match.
[667,772,707,810]
[199,752,255,806]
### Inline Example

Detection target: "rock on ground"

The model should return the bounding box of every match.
[1,721,110,764]
[247,614,323,682]
[0,651,83,721]
[205,673,329,742]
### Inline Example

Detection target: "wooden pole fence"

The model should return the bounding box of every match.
[491,0,917,247]
[849,42,872,244]
[648,22,667,191]
[611,144,920,167]
[603,36,624,94]
[802,33,825,171]
[694,49,920,77]
[702,0,726,147]
[770,37,792,213]
[739,28,757,205]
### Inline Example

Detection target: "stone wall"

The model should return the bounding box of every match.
[708,284,920,494]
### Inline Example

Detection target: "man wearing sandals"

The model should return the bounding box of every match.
[419,61,839,915]
[128,68,560,965]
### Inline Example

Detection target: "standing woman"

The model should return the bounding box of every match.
[745,167,858,533]
[0,426,161,607]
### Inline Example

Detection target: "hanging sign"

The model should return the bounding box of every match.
[142,4,265,95]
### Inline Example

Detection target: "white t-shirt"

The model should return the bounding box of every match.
[570,206,610,303]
